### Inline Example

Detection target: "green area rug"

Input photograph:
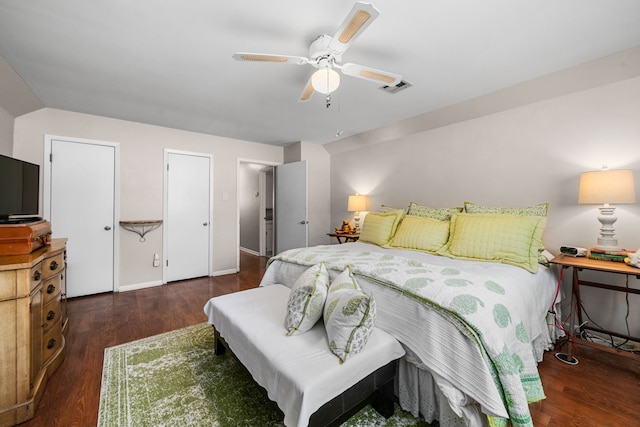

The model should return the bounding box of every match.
[98,322,431,427]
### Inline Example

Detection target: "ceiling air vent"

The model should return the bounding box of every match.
[379,79,413,94]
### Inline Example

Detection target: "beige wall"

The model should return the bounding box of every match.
[0,105,13,155]
[13,108,283,287]
[330,76,640,338]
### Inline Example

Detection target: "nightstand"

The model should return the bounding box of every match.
[327,232,360,244]
[550,254,640,361]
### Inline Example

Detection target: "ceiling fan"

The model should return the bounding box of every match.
[232,1,402,104]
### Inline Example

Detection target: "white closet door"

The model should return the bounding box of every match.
[47,138,117,298]
[164,151,212,282]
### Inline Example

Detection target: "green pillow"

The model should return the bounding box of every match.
[323,268,376,363]
[284,262,329,336]
[464,201,549,217]
[437,213,547,273]
[406,202,463,221]
[388,215,450,253]
[463,201,550,263]
[358,210,403,246]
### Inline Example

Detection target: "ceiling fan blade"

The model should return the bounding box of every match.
[298,78,314,102]
[328,1,380,55]
[232,52,309,65]
[340,63,402,86]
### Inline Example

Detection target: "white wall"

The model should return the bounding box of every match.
[13,108,283,287]
[330,76,640,338]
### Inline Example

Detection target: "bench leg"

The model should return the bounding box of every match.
[372,378,395,419]
[213,328,226,355]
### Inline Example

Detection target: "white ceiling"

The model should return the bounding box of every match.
[1,0,639,146]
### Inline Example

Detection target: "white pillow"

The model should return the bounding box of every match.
[323,267,376,363]
[285,262,329,336]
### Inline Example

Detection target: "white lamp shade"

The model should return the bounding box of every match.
[311,68,340,94]
[578,169,636,205]
[347,194,368,212]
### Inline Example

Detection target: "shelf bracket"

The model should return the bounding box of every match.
[119,220,162,242]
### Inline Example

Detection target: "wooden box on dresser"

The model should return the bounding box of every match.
[0,239,67,427]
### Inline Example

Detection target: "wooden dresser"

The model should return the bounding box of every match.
[0,239,67,427]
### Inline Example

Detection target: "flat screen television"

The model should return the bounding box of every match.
[0,154,41,223]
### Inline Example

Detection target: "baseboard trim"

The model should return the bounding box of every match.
[118,280,163,292]
[211,268,237,277]
[240,247,259,256]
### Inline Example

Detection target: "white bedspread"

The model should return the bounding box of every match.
[203,284,405,427]
[260,242,560,426]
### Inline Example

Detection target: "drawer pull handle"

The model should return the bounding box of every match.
[47,338,56,349]
[47,284,56,294]
[34,270,41,281]
[50,260,59,271]
[47,310,56,321]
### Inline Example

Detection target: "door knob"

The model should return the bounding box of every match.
[203,222,208,226]
[104,226,112,231]
[299,220,308,225]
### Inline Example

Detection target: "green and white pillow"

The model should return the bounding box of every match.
[285,262,329,336]
[406,202,463,221]
[323,267,376,363]
[463,201,549,217]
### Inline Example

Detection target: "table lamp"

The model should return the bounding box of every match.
[347,194,368,232]
[578,168,636,250]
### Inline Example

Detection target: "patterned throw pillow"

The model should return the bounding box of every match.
[463,201,549,217]
[285,262,329,336]
[406,202,463,221]
[323,267,376,363]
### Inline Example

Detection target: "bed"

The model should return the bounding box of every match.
[259,202,561,427]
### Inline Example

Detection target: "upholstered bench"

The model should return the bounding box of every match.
[203,284,405,427]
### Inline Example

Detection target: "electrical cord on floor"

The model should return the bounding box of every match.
[579,294,638,354]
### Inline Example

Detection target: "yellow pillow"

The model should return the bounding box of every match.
[358,210,403,246]
[437,213,546,273]
[388,215,450,253]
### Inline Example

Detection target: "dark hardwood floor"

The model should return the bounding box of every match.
[22,252,639,427]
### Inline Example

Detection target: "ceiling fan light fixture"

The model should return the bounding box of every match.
[311,68,340,94]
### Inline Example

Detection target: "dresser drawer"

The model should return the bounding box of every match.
[42,274,62,305]
[43,321,62,362]
[42,252,65,280]
[43,296,61,333]
[30,261,44,292]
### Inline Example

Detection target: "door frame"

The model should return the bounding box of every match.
[163,149,214,284]
[237,158,279,271]
[43,134,120,292]
[258,166,275,257]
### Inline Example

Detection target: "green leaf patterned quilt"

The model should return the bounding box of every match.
[270,245,547,427]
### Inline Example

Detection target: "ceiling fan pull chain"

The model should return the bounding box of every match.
[325,94,331,108]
